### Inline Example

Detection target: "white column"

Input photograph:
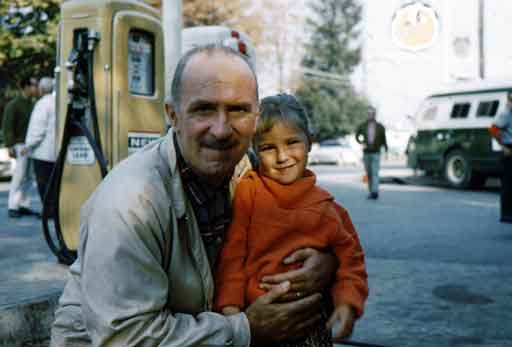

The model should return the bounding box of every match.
[162,0,182,102]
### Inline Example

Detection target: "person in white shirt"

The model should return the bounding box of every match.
[24,77,57,217]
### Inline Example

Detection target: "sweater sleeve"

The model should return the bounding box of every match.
[214,178,255,311]
[328,203,368,319]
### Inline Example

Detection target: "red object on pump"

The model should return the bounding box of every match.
[231,30,240,39]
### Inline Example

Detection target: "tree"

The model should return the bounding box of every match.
[295,0,369,142]
[0,0,59,91]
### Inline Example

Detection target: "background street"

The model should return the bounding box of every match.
[0,163,511,347]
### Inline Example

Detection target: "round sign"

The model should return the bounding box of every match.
[391,1,440,52]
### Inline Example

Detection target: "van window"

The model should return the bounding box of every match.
[450,103,471,119]
[476,100,499,117]
[422,106,437,121]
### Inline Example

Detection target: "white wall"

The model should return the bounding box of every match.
[353,0,512,129]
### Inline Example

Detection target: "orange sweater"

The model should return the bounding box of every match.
[214,170,368,317]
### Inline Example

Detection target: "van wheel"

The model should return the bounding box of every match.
[444,150,472,189]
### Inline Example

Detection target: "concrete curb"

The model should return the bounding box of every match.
[0,291,61,347]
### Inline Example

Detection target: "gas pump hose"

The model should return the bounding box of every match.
[41,32,107,265]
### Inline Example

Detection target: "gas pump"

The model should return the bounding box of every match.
[43,0,166,264]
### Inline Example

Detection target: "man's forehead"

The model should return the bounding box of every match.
[181,52,257,102]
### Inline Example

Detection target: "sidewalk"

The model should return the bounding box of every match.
[0,183,68,347]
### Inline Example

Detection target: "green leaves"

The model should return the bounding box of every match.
[0,1,59,90]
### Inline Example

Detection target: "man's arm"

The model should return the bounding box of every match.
[79,184,249,347]
[245,282,324,344]
[2,101,16,150]
[259,248,338,301]
[381,124,388,152]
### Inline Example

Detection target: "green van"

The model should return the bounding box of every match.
[407,82,510,189]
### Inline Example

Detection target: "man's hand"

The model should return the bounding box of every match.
[245,281,324,343]
[327,304,355,340]
[221,306,241,316]
[7,147,16,159]
[20,147,29,156]
[259,248,337,301]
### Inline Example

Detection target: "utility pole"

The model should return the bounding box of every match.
[162,0,182,100]
[478,0,485,79]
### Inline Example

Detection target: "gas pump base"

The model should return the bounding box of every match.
[0,292,60,347]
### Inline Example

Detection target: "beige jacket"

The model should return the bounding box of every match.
[51,131,251,347]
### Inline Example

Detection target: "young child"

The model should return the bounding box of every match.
[214,93,368,347]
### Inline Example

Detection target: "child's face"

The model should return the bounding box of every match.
[257,122,308,185]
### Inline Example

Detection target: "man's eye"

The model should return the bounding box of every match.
[193,104,216,113]
[258,146,274,152]
[228,106,251,114]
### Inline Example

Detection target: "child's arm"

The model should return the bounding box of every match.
[329,203,369,320]
[213,179,255,312]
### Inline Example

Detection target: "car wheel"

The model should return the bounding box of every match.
[444,149,472,189]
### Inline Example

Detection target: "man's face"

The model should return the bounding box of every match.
[25,78,38,97]
[169,52,259,185]
[368,108,376,121]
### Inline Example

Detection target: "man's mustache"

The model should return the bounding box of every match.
[200,138,240,150]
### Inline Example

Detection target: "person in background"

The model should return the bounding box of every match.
[23,77,57,217]
[490,93,512,224]
[2,76,39,218]
[355,106,388,200]
[214,93,368,347]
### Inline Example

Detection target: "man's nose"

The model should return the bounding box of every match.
[210,110,233,139]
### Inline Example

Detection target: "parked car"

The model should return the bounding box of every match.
[308,137,361,166]
[407,81,509,188]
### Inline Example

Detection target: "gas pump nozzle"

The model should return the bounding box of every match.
[87,29,100,51]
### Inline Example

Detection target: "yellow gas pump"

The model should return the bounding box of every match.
[43,0,166,264]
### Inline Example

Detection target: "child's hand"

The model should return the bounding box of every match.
[326,304,355,340]
[222,306,241,315]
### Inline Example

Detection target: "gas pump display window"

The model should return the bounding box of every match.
[128,30,154,96]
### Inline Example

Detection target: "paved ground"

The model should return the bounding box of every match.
[0,164,511,347]
[0,182,68,309]
[312,165,511,347]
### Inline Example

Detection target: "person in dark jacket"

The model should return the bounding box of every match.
[491,93,512,223]
[2,76,39,218]
[355,106,388,200]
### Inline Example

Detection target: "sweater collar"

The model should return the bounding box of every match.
[259,169,332,208]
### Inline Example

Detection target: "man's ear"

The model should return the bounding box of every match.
[165,103,178,129]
